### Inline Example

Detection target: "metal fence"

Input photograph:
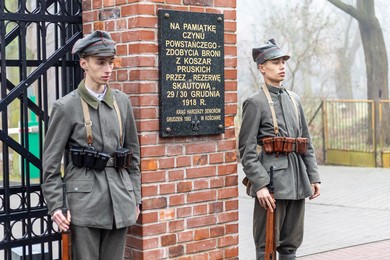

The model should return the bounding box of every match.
[324,100,375,151]
[321,100,390,167]
[0,0,82,259]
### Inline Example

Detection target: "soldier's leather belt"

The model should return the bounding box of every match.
[69,146,132,171]
[261,137,308,155]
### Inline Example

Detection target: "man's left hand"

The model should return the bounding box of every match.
[309,183,321,200]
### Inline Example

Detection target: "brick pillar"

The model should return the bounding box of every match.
[82,0,238,259]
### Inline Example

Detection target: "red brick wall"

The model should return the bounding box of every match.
[82,0,237,259]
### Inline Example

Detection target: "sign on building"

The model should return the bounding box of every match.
[158,10,225,137]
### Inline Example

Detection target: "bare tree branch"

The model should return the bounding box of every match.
[327,0,364,21]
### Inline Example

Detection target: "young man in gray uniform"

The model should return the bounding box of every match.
[239,39,321,260]
[42,30,141,259]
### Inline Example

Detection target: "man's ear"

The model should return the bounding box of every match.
[258,63,265,74]
[80,58,88,71]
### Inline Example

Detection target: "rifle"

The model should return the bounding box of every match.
[62,180,72,260]
[265,166,276,260]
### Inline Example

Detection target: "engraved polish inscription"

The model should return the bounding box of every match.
[158,10,225,137]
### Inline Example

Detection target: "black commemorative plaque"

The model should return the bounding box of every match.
[158,10,225,137]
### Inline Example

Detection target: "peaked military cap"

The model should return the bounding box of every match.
[72,30,116,58]
[252,39,290,65]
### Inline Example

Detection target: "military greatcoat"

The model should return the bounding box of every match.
[42,80,141,229]
[239,84,320,199]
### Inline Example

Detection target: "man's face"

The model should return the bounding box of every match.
[80,56,114,86]
[258,58,286,86]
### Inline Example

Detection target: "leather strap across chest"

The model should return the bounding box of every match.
[261,84,299,135]
[80,94,123,147]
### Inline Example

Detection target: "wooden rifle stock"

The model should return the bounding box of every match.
[62,226,72,260]
[265,166,276,260]
[61,180,72,260]
[264,201,276,260]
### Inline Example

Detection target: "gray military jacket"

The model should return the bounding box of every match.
[239,84,320,200]
[42,80,141,229]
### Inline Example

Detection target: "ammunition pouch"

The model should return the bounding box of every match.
[70,146,132,171]
[260,137,308,155]
[94,152,111,171]
[70,147,84,167]
[283,137,295,153]
[113,148,132,169]
[262,137,274,154]
[273,137,285,153]
[83,148,98,169]
[295,138,308,154]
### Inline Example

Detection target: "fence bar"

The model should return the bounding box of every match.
[0,0,82,258]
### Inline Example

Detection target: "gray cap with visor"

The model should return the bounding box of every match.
[252,39,290,65]
[72,30,116,58]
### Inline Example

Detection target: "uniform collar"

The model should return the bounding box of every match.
[77,79,114,109]
[266,84,286,94]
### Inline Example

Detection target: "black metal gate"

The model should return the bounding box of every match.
[0,0,82,259]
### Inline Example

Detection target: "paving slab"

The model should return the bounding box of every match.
[239,164,390,259]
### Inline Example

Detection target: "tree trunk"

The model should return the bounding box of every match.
[335,17,360,99]
[356,0,388,101]
[328,0,390,150]
[328,0,389,100]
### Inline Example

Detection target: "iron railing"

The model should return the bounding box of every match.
[0,0,82,259]
[313,99,390,167]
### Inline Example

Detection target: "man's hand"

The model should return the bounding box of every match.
[256,187,276,212]
[309,183,321,200]
[136,205,141,221]
[52,209,71,232]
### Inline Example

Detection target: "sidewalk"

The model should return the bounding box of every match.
[238,164,390,259]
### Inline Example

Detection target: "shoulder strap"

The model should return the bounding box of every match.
[261,84,279,135]
[112,95,123,148]
[80,97,93,146]
[286,90,299,123]
[80,94,123,147]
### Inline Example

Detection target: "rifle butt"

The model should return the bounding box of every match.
[62,231,72,260]
[264,208,276,260]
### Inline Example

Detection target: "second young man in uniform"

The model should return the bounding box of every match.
[239,39,321,260]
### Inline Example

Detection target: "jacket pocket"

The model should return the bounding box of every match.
[261,153,288,172]
[66,179,94,193]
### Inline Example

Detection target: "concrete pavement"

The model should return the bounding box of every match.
[238,164,390,259]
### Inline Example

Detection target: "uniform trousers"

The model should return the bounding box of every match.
[71,224,128,260]
[253,198,305,260]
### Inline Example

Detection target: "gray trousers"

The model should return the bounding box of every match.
[253,199,305,260]
[70,224,128,260]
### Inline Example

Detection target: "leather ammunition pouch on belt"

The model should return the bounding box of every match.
[261,137,308,155]
[70,146,132,171]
